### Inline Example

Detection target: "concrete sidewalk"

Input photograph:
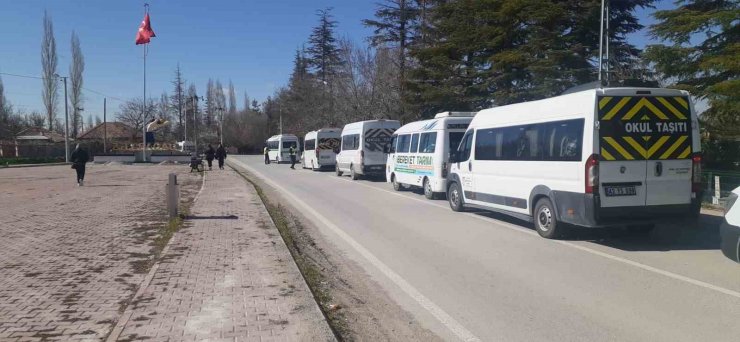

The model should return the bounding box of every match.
[113,168,335,342]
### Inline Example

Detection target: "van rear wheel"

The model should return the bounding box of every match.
[534,198,564,239]
[350,165,360,180]
[423,178,435,199]
[448,182,464,212]
[336,165,343,177]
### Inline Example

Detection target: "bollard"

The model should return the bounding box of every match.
[166,173,180,219]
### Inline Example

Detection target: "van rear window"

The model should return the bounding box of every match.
[282,141,297,149]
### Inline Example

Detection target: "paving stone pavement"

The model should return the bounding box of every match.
[114,168,335,342]
[0,164,202,341]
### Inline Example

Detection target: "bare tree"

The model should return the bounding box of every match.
[170,64,186,140]
[69,31,84,137]
[41,10,58,131]
[116,98,155,137]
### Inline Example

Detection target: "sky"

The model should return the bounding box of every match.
[0,0,673,119]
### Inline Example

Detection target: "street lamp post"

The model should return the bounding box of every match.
[55,74,70,163]
[216,106,225,145]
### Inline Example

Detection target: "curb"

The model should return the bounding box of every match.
[0,162,69,169]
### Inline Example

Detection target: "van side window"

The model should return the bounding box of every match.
[342,134,360,151]
[410,134,420,153]
[397,134,411,153]
[305,139,316,150]
[460,131,473,161]
[419,132,437,153]
[474,118,584,161]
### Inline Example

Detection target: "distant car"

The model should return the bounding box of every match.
[720,186,740,262]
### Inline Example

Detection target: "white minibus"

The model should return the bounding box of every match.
[266,134,300,163]
[336,119,400,180]
[386,112,475,199]
[447,87,702,238]
[302,128,341,170]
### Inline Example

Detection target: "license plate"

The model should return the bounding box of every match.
[605,186,637,197]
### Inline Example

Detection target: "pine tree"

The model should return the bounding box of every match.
[306,8,344,81]
[170,64,186,140]
[644,0,739,132]
[228,80,237,115]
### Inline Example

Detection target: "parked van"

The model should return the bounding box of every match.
[386,112,475,199]
[446,87,702,238]
[336,119,400,180]
[302,128,341,170]
[266,134,300,163]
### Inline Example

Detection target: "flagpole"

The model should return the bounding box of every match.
[142,3,148,162]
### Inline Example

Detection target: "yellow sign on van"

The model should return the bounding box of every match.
[598,96,691,161]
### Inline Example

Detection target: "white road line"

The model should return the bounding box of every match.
[323,166,740,300]
[230,158,482,342]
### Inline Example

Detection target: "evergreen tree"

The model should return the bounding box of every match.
[306,8,344,81]
[644,0,739,133]
[228,80,237,115]
[170,64,186,140]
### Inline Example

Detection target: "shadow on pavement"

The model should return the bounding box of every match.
[471,209,723,252]
[184,215,239,220]
[84,184,135,187]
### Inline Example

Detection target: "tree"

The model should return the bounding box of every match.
[215,79,226,125]
[116,98,156,137]
[41,10,58,131]
[306,8,344,81]
[644,0,739,134]
[205,78,215,126]
[69,31,84,137]
[228,80,237,115]
[95,115,102,126]
[170,64,186,140]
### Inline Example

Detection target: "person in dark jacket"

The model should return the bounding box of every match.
[263,145,270,164]
[215,143,227,170]
[70,144,89,186]
[289,145,297,169]
[205,144,216,170]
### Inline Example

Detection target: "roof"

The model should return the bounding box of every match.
[267,134,299,141]
[77,122,138,140]
[396,116,474,134]
[15,127,67,143]
[342,119,400,132]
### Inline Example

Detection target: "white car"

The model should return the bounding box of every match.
[721,186,739,262]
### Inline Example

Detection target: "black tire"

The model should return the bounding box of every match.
[423,177,436,199]
[534,198,563,239]
[336,165,343,177]
[448,182,464,212]
[392,174,403,191]
[627,224,655,236]
[350,164,360,180]
[311,161,317,171]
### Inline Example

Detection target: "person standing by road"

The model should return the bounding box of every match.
[205,144,215,170]
[215,143,227,170]
[70,144,89,186]
[263,145,270,165]
[289,145,297,169]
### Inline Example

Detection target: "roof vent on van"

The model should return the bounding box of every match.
[434,111,476,118]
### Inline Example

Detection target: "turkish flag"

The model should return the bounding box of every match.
[135,13,156,45]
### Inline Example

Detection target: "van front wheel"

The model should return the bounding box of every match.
[448,182,464,212]
[534,198,563,239]
[392,174,403,191]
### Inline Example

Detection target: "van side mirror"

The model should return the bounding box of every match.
[449,151,459,163]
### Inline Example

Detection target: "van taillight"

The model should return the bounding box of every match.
[315,147,320,157]
[585,154,599,194]
[442,162,448,178]
[360,150,364,166]
[692,153,702,192]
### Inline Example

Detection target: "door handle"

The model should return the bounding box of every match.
[655,162,663,177]
[468,161,472,172]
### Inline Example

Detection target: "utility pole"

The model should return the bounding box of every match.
[216,106,225,145]
[55,74,70,163]
[103,98,107,153]
[190,95,202,155]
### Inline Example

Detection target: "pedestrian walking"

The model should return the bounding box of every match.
[216,143,227,170]
[289,145,297,169]
[263,145,270,165]
[205,144,215,170]
[70,144,89,186]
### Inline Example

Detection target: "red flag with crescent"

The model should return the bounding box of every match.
[135,13,156,45]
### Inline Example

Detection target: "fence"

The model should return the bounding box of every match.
[702,170,740,204]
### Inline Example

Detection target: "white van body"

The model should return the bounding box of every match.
[386,112,475,199]
[302,128,341,170]
[266,134,300,163]
[336,119,400,179]
[447,87,702,238]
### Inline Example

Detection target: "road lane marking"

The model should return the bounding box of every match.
[230,158,483,342]
[315,163,740,300]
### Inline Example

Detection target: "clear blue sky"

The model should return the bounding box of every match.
[0,0,672,119]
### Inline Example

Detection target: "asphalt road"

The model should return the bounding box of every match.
[230,155,740,342]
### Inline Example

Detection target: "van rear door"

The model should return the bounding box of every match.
[363,123,396,166]
[598,95,693,208]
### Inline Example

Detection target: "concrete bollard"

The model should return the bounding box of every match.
[166,173,180,219]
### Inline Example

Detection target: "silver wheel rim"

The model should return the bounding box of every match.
[424,179,432,196]
[538,206,553,232]
[450,187,459,207]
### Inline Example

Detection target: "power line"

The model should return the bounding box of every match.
[1,71,126,103]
